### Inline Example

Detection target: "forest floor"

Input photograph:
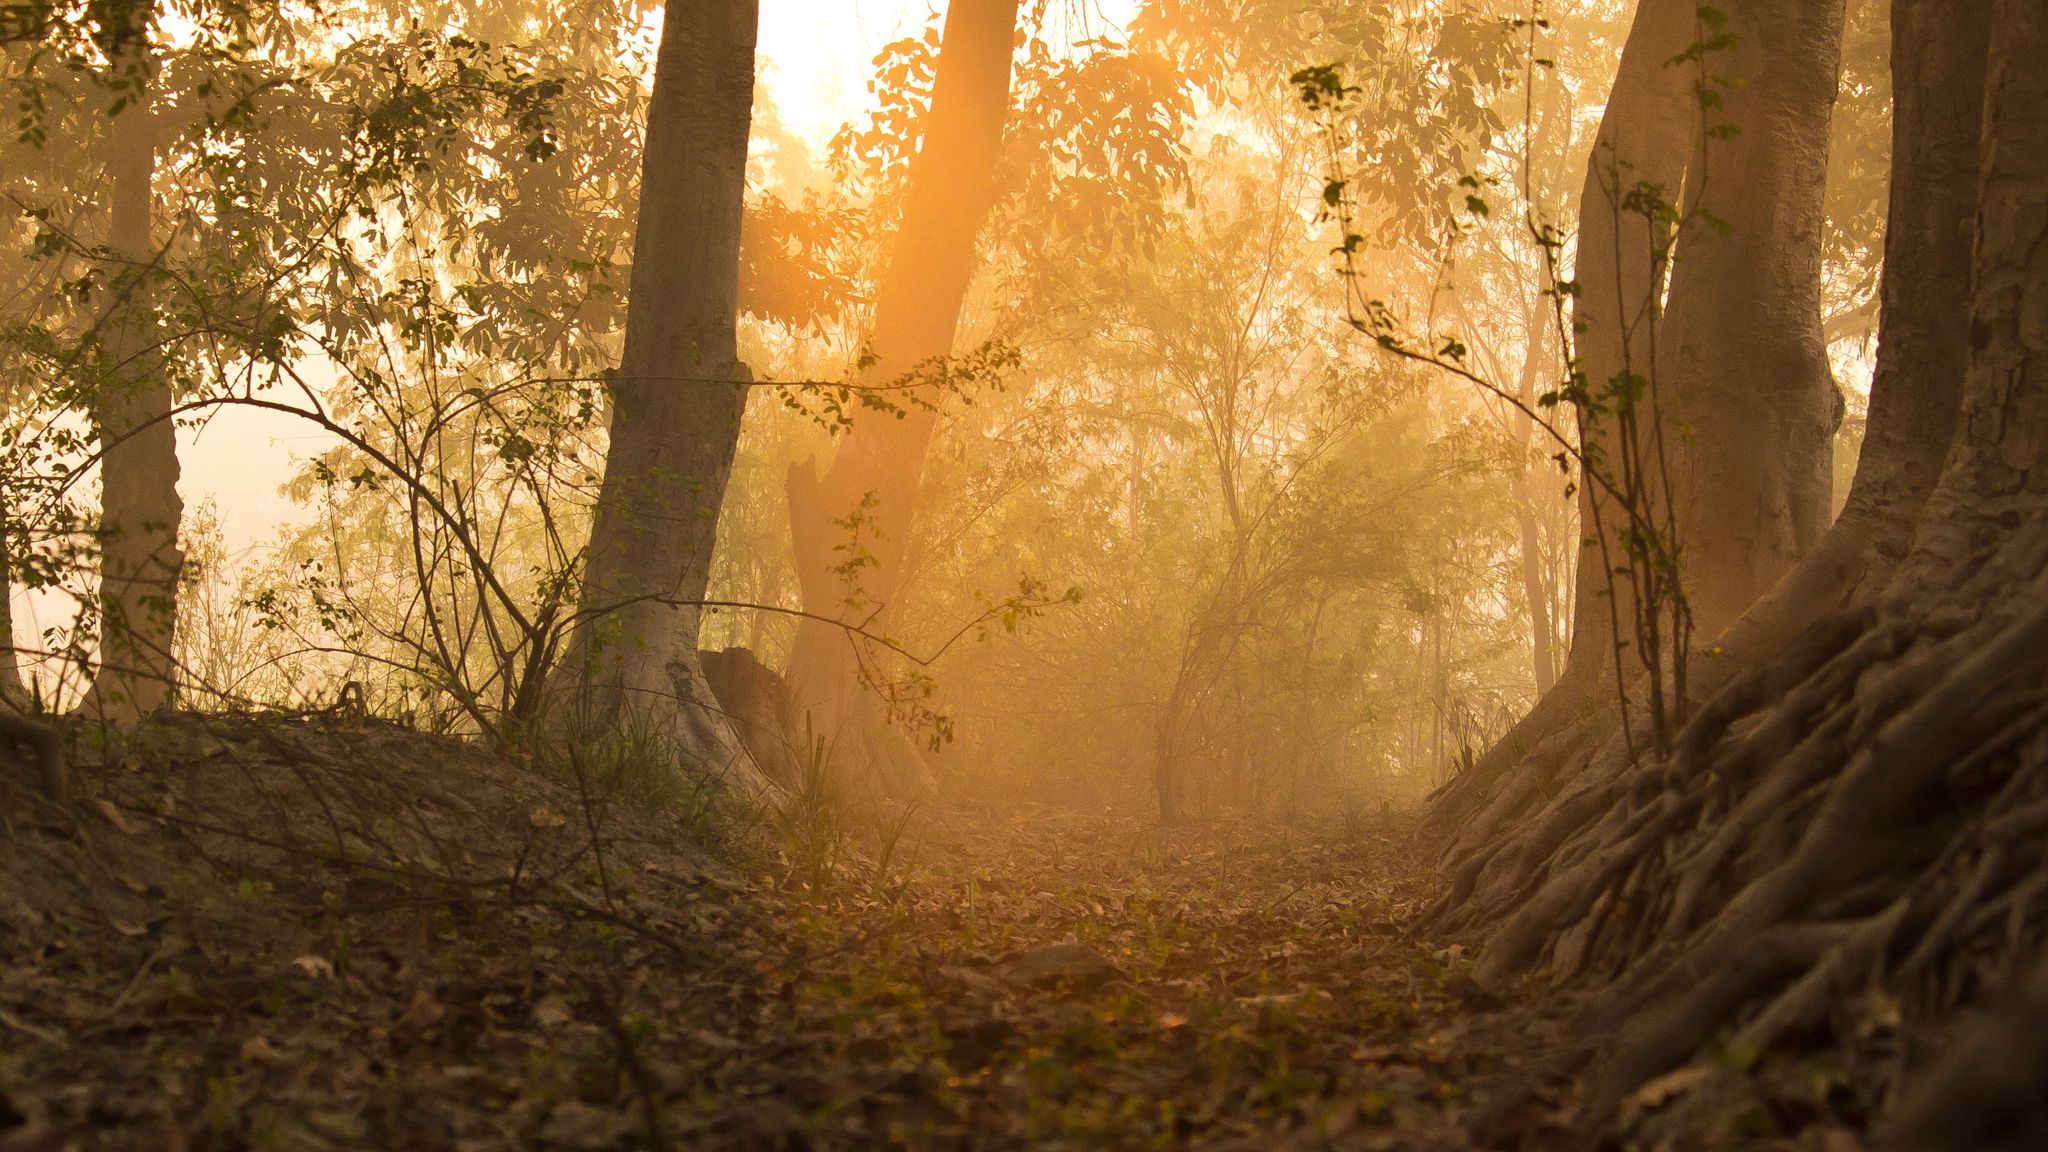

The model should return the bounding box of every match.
[0,716,1638,1150]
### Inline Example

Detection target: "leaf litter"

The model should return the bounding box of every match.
[0,716,1585,1150]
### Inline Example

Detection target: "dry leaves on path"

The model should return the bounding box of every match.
[0,718,1570,1150]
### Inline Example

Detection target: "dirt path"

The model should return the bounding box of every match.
[0,720,1559,1150]
[707,806,1559,1150]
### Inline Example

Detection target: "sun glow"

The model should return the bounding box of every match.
[754,1,1142,162]
[174,2,961,566]
[756,0,936,160]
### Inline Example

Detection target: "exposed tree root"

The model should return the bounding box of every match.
[1881,951,2048,1152]
[1422,653,1613,840]
[1428,527,2048,1140]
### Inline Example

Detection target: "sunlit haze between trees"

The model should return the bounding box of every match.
[3,0,2046,1148]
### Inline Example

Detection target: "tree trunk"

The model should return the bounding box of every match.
[1510,306,1560,696]
[1,494,30,709]
[1422,0,1700,833]
[550,0,771,796]
[1423,0,2048,1137]
[1896,0,2048,579]
[781,0,1020,787]
[1437,0,1987,937]
[1701,0,1980,669]
[1662,0,1847,639]
[81,21,183,725]
[1567,0,2041,1109]
[1563,0,1699,663]
[1424,0,1849,837]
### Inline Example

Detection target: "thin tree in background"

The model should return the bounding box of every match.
[781,0,1022,791]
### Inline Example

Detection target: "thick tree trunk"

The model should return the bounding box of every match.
[81,28,183,725]
[1425,0,1849,839]
[1435,0,1985,937]
[1443,0,1987,933]
[781,0,1019,786]
[1570,2,2042,1108]
[1427,1,2048,1138]
[1662,0,1846,638]
[1421,0,1699,834]
[1897,0,2048,580]
[1701,0,1980,668]
[551,0,771,796]
[1562,0,1698,663]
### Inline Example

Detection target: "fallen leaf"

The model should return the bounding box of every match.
[1621,1064,1712,1126]
[1809,1128,1864,1152]
[531,995,573,1028]
[999,942,1122,988]
[536,1102,631,1150]
[390,988,444,1044]
[92,799,132,834]
[689,1028,739,1051]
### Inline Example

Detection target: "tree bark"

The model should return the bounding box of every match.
[1702,0,1984,670]
[1435,0,1991,934]
[1424,0,1850,836]
[1882,951,2048,1152]
[1898,0,2048,576]
[1422,0,1699,833]
[1424,1,2048,1134]
[1662,0,1847,639]
[81,19,183,725]
[551,0,770,796]
[781,0,1020,783]
[1564,0,1699,663]
[1572,0,2045,1106]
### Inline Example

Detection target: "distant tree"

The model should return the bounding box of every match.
[5,0,661,725]
[779,0,1022,793]
[0,0,189,720]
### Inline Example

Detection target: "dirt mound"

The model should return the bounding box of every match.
[0,713,752,1150]
[2,717,1556,1150]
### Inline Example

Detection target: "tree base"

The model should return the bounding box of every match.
[1433,526,2048,1140]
